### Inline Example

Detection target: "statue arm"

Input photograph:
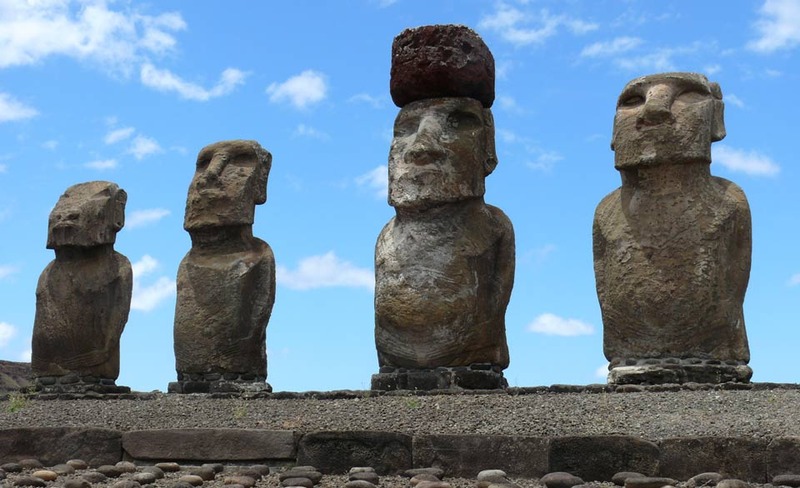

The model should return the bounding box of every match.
[488,206,515,307]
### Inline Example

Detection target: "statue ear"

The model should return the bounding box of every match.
[482,108,498,176]
[113,188,127,231]
[253,149,271,205]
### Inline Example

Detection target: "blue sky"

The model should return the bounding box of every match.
[0,0,798,392]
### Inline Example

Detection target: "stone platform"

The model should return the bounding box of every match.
[371,364,507,391]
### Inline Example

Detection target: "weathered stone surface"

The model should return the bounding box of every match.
[350,472,380,484]
[132,472,158,485]
[188,466,216,481]
[122,429,295,462]
[767,437,800,478]
[549,436,659,482]
[540,472,585,488]
[31,470,57,481]
[97,465,124,478]
[594,72,752,385]
[12,475,47,487]
[658,437,767,482]
[773,474,800,487]
[174,140,275,392]
[404,468,445,478]
[51,464,76,476]
[375,91,513,386]
[298,431,412,475]
[613,472,646,486]
[625,477,678,488]
[82,471,109,483]
[281,478,313,488]
[66,459,89,470]
[413,434,548,478]
[178,475,204,486]
[18,459,44,470]
[64,479,92,488]
[390,24,494,108]
[345,481,377,488]
[32,181,131,385]
[688,472,724,487]
[0,427,121,466]
[716,480,751,488]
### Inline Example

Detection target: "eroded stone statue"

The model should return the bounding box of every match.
[32,181,132,393]
[593,72,752,384]
[372,25,515,391]
[171,140,276,394]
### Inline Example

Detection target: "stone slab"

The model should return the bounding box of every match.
[766,437,800,478]
[122,429,295,462]
[658,437,767,482]
[0,427,122,466]
[549,435,660,482]
[413,434,549,478]
[297,431,412,475]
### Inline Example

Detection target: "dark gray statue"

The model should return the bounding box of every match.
[171,140,276,394]
[372,25,515,391]
[593,72,752,384]
[32,181,132,393]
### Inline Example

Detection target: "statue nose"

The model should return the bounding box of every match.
[404,117,446,165]
[638,87,674,126]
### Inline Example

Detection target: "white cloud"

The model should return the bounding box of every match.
[523,243,556,265]
[266,70,328,109]
[0,321,16,348]
[294,124,330,141]
[0,0,186,74]
[595,363,610,379]
[479,5,597,47]
[788,273,800,286]
[725,94,745,108]
[497,95,520,112]
[19,348,32,361]
[140,63,247,101]
[527,313,594,336]
[615,47,679,72]
[713,145,780,177]
[0,92,38,122]
[527,151,563,172]
[130,255,175,312]
[277,251,373,291]
[704,64,722,75]
[0,163,7,173]
[348,93,385,109]
[128,135,162,160]
[580,36,643,57]
[0,265,19,279]
[126,208,170,229]
[105,126,135,144]
[84,159,117,170]
[356,165,388,199]
[42,140,58,150]
[748,0,800,53]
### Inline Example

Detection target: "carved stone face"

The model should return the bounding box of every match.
[47,181,126,249]
[184,140,271,231]
[611,72,725,170]
[388,97,497,209]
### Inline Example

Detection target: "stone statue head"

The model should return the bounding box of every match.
[388,97,498,209]
[611,72,725,170]
[47,181,126,249]
[184,140,272,231]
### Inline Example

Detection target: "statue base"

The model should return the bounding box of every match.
[371,364,507,391]
[34,375,131,395]
[169,372,272,394]
[607,358,752,385]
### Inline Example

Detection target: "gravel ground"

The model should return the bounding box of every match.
[2,387,800,439]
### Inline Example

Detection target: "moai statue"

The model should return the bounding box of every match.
[32,181,132,394]
[593,72,752,384]
[171,140,276,394]
[372,25,515,391]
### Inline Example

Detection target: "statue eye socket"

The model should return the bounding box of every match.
[447,111,481,130]
[393,119,418,137]
[675,89,707,104]
[619,95,644,107]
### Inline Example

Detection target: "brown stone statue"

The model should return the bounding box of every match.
[593,72,752,384]
[32,181,132,394]
[372,25,515,391]
[171,140,276,394]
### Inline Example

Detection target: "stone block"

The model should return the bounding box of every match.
[658,437,767,482]
[297,431,412,475]
[549,436,659,482]
[122,429,295,462]
[767,437,800,478]
[413,434,549,478]
[0,427,122,466]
